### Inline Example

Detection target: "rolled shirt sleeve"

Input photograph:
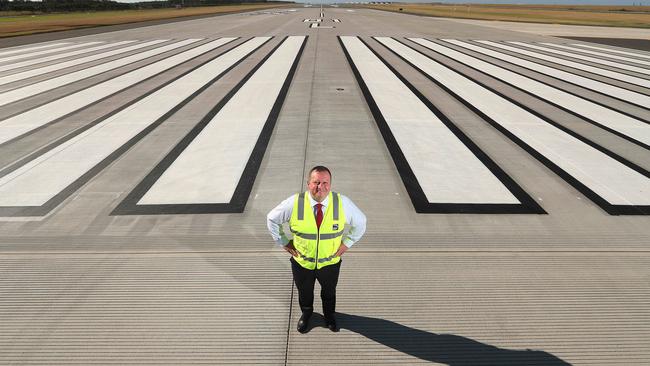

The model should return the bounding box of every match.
[266,195,294,247]
[341,195,367,248]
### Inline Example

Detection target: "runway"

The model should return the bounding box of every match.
[0,7,649,365]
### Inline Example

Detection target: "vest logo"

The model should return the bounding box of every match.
[332,224,339,230]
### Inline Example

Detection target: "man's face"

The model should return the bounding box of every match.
[307,170,331,202]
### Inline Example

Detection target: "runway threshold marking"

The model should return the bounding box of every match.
[113,36,306,215]
[0,37,270,217]
[440,39,650,110]
[0,38,236,145]
[0,38,203,108]
[540,42,650,67]
[0,41,103,64]
[375,37,649,215]
[0,40,169,87]
[570,43,650,61]
[510,41,650,76]
[0,40,137,74]
[0,42,71,58]
[411,38,650,148]
[340,36,543,214]
[477,41,650,89]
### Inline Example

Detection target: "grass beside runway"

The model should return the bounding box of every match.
[0,4,290,38]
[363,4,650,29]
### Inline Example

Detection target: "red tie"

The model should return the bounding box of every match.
[315,203,323,230]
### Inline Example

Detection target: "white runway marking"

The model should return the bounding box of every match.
[411,38,650,146]
[0,37,269,207]
[139,36,305,205]
[477,40,650,89]
[0,38,202,108]
[571,43,650,61]
[0,42,71,57]
[310,23,334,28]
[376,37,650,207]
[0,40,168,86]
[341,36,521,205]
[0,41,136,73]
[0,42,103,64]
[0,38,233,145]
[441,39,650,108]
[540,42,650,67]
[510,41,650,76]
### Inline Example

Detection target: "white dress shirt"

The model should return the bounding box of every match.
[267,192,367,248]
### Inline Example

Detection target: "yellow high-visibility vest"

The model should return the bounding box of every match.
[289,191,346,270]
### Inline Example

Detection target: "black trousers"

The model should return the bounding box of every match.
[291,258,341,320]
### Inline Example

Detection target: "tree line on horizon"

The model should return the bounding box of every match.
[0,0,285,13]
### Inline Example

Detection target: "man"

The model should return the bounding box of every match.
[267,166,366,333]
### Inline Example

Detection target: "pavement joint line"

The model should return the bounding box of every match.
[1,250,650,258]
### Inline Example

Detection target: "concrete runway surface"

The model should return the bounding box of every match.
[0,7,649,365]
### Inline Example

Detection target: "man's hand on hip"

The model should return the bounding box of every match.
[284,241,299,257]
[335,244,348,257]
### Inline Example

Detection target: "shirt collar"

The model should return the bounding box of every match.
[308,192,329,208]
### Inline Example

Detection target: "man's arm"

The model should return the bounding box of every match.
[266,195,295,247]
[336,195,367,256]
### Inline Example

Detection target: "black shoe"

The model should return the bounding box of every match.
[325,316,339,332]
[297,313,311,334]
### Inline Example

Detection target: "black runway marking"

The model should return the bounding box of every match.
[561,37,650,53]
[0,37,266,217]
[112,36,307,215]
[473,40,650,97]
[0,38,242,170]
[534,42,650,70]
[425,38,650,150]
[340,36,545,215]
[384,37,649,215]
[502,40,650,81]
[0,38,216,131]
[0,39,168,92]
[446,39,650,113]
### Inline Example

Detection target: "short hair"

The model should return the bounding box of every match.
[308,165,331,179]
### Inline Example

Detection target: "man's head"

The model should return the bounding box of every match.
[307,166,331,202]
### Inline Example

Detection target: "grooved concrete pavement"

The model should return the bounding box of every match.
[1,6,649,365]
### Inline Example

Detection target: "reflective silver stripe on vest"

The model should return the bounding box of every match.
[299,253,315,263]
[318,254,338,263]
[318,230,345,240]
[292,228,344,240]
[297,192,305,220]
[291,228,318,240]
[332,192,339,220]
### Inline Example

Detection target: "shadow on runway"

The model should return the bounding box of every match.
[306,313,572,366]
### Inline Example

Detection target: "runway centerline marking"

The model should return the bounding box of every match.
[114,36,306,214]
[477,40,650,89]
[412,38,650,147]
[0,39,168,87]
[0,37,269,216]
[341,36,543,214]
[376,37,649,215]
[441,39,650,110]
